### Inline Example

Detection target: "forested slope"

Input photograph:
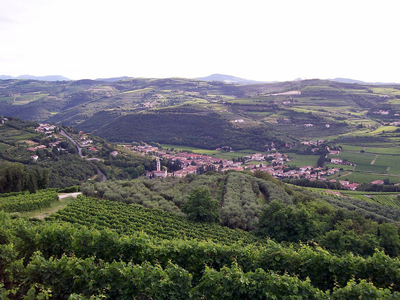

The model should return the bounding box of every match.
[91,108,284,150]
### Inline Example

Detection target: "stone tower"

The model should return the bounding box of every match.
[156,157,161,171]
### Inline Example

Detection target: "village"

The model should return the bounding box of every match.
[26,124,375,191]
[124,143,364,190]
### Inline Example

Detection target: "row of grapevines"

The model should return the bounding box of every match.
[47,195,259,245]
[3,210,400,293]
[372,194,400,208]
[1,236,398,299]
[0,189,58,212]
[0,190,28,198]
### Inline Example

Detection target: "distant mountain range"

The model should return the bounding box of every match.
[195,74,268,85]
[0,75,70,81]
[0,73,398,85]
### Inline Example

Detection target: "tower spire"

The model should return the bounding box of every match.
[157,157,161,171]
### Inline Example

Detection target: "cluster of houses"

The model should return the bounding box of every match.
[301,140,325,147]
[126,144,357,187]
[373,110,390,115]
[79,136,93,147]
[330,158,355,166]
[76,131,99,152]
[35,123,56,133]
[28,124,65,161]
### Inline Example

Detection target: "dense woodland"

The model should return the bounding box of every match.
[92,108,285,150]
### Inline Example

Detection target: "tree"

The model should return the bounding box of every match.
[317,154,325,168]
[378,223,400,257]
[182,187,220,223]
[257,200,317,242]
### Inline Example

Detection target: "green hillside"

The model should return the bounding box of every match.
[2,77,400,144]
[0,118,155,189]
[92,107,284,150]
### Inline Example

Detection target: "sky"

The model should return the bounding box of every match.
[1,0,399,83]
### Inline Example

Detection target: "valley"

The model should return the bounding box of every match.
[2,77,400,298]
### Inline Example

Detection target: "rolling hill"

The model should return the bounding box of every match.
[1,76,400,149]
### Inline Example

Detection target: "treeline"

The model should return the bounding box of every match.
[101,152,154,180]
[39,155,98,188]
[357,182,400,192]
[0,162,48,193]
[283,177,345,190]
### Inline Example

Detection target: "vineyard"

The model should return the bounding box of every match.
[47,195,259,245]
[3,185,400,298]
[0,189,58,212]
[371,194,400,208]
[2,211,400,299]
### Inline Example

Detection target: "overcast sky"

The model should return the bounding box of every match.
[1,0,399,82]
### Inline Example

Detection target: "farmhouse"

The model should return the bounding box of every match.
[371,180,384,185]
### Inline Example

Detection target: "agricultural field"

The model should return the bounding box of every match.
[342,144,400,155]
[336,151,385,172]
[161,144,261,160]
[335,172,400,184]
[328,144,400,183]
[368,125,398,135]
[283,153,318,167]
[372,87,400,96]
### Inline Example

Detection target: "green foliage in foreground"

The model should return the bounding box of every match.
[1,212,400,299]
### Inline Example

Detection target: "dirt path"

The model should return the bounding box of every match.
[336,171,353,180]
[58,192,82,200]
[24,192,81,219]
[371,155,379,165]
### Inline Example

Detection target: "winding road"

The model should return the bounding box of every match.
[59,129,107,181]
[60,129,83,158]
